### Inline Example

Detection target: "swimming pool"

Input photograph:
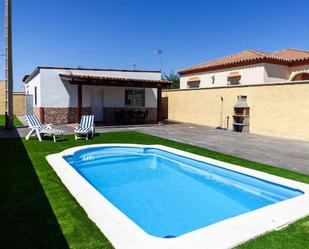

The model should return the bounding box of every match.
[47,144,309,249]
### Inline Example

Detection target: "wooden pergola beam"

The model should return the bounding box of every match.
[77,84,82,123]
[69,80,164,89]
[157,86,162,123]
[60,74,171,89]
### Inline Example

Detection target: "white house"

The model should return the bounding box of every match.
[23,67,170,124]
[179,48,309,89]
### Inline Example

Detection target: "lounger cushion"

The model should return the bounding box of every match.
[75,127,91,133]
[75,115,94,134]
[26,115,63,134]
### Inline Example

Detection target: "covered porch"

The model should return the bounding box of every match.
[59,74,171,124]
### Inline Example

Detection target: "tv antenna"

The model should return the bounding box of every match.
[131,63,136,71]
[155,48,163,72]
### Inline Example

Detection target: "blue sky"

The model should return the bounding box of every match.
[1,0,309,90]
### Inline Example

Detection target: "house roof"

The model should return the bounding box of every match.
[23,66,161,83]
[179,48,309,75]
[269,48,309,61]
[59,74,171,88]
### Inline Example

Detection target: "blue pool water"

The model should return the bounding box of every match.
[64,146,303,238]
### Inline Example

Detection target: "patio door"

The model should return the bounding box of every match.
[91,88,104,122]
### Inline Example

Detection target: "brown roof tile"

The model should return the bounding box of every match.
[179,48,309,75]
[268,48,309,61]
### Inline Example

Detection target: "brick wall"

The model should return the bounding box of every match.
[34,106,155,124]
[0,80,26,115]
[162,80,309,141]
[13,93,26,115]
[42,107,91,124]
[33,107,44,123]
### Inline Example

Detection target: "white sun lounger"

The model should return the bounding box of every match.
[25,115,64,142]
[75,115,95,140]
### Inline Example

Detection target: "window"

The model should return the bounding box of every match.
[211,76,215,84]
[187,81,200,88]
[134,89,145,106]
[125,89,145,107]
[228,76,241,85]
[228,72,241,85]
[34,86,37,105]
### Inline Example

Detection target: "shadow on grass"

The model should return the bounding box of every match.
[0,133,69,249]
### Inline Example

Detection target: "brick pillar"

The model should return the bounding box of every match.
[39,107,44,124]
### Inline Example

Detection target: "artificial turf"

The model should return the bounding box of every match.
[1,131,308,249]
[0,114,23,127]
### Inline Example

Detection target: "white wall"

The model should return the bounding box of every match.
[263,63,290,82]
[179,63,307,89]
[102,87,124,107]
[180,64,265,89]
[40,69,77,107]
[25,73,41,106]
[145,88,157,107]
[26,68,160,108]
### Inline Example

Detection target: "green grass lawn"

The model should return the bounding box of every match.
[0,114,23,127]
[1,131,308,249]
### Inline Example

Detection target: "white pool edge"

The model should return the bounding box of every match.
[46,144,309,249]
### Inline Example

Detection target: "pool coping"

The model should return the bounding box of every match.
[46,144,309,249]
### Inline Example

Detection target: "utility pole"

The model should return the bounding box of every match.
[5,0,13,128]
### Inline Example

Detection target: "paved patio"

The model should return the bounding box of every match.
[2,118,309,174]
[135,123,309,174]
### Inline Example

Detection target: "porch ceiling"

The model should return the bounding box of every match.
[59,74,171,88]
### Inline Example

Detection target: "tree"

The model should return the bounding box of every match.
[162,71,180,89]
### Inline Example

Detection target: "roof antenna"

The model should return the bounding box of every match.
[155,48,163,72]
[131,63,136,71]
